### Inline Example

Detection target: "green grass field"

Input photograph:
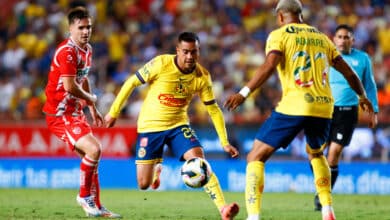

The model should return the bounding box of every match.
[0,189,389,220]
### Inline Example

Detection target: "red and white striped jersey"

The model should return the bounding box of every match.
[43,38,92,116]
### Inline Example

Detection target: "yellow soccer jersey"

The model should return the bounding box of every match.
[132,54,214,132]
[266,23,341,118]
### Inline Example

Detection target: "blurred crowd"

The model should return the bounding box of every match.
[0,0,390,126]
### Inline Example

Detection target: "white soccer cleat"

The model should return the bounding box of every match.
[246,215,260,220]
[100,206,122,218]
[322,206,336,220]
[76,195,101,217]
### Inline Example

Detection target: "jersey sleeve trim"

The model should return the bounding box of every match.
[135,71,146,84]
[53,45,75,67]
[203,99,216,105]
[268,50,283,56]
[332,55,342,65]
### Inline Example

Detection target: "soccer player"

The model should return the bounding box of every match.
[223,1,374,220]
[105,32,240,220]
[312,24,379,211]
[42,7,120,218]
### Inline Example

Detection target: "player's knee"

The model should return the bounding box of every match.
[310,152,324,159]
[138,182,150,190]
[88,144,102,160]
[137,178,151,190]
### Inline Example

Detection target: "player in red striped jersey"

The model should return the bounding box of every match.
[42,6,120,218]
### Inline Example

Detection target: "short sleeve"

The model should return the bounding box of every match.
[56,47,77,77]
[324,36,341,63]
[265,30,283,55]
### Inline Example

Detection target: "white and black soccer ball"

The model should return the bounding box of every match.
[181,157,212,188]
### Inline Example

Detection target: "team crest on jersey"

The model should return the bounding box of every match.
[138,148,146,158]
[72,126,81,135]
[175,78,188,95]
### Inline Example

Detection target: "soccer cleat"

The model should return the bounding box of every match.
[314,194,322,211]
[151,163,162,190]
[246,215,260,220]
[322,206,336,220]
[76,195,101,217]
[220,202,240,220]
[100,206,122,218]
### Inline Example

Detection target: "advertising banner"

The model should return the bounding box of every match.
[1,158,389,194]
[0,125,137,157]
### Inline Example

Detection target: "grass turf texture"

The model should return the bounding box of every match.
[0,189,389,220]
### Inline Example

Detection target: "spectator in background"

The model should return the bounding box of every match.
[224,1,374,219]
[42,7,120,218]
[312,24,379,211]
[0,73,15,119]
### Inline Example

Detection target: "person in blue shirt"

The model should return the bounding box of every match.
[313,24,379,211]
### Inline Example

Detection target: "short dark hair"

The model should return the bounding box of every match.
[67,6,90,25]
[335,24,354,35]
[178,32,199,44]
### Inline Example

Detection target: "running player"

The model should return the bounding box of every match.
[43,6,120,218]
[105,32,240,220]
[224,1,374,220]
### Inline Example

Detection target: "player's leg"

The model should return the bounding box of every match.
[170,125,239,220]
[46,115,101,217]
[245,140,275,220]
[136,163,155,189]
[182,147,239,220]
[326,106,358,190]
[135,132,165,190]
[246,111,302,220]
[313,106,358,211]
[151,162,163,189]
[90,166,121,218]
[74,133,103,217]
[327,142,343,188]
[91,169,101,208]
[305,117,335,220]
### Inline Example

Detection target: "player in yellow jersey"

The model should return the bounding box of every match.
[224,1,374,220]
[105,32,240,220]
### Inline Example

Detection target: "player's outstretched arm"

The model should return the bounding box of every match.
[105,74,142,128]
[205,102,240,158]
[223,144,239,158]
[333,57,374,114]
[104,114,117,128]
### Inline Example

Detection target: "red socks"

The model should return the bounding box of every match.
[79,156,98,198]
[91,170,101,209]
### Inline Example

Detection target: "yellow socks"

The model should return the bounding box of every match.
[311,155,332,206]
[245,161,264,217]
[204,173,226,210]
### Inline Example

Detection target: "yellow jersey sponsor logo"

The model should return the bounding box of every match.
[158,94,187,107]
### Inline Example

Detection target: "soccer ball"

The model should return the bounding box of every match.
[181,157,211,188]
